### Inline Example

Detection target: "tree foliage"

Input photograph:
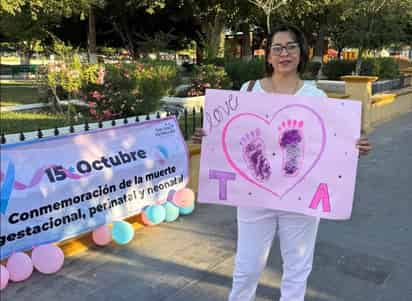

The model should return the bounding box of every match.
[1,0,411,63]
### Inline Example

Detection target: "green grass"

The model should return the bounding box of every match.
[0,85,40,106]
[0,56,48,65]
[0,111,71,135]
[0,101,19,106]
[1,79,39,86]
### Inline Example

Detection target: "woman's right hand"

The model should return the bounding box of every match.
[192,128,206,144]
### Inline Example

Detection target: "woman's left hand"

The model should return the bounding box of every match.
[356,136,372,156]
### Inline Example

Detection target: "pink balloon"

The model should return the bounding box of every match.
[155,199,166,205]
[6,252,33,282]
[172,188,195,208]
[31,244,64,274]
[141,211,154,226]
[0,264,9,290]
[92,225,112,246]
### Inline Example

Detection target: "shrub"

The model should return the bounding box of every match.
[82,63,138,120]
[45,54,83,98]
[81,62,177,120]
[186,64,232,96]
[359,58,380,77]
[322,60,356,80]
[224,58,265,89]
[393,56,412,69]
[302,61,322,80]
[81,64,100,84]
[203,57,226,67]
[138,59,178,68]
[376,57,400,79]
[136,64,178,113]
[359,58,400,79]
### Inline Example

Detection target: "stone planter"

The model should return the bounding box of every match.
[160,95,205,116]
[316,80,346,94]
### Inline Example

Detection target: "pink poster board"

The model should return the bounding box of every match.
[197,89,362,220]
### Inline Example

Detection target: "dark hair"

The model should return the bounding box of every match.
[265,24,309,76]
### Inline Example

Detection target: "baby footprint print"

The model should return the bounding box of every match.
[240,128,271,182]
[278,120,305,177]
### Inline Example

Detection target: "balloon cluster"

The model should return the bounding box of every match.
[91,221,135,247]
[1,244,64,291]
[140,188,196,226]
[0,188,196,291]
[91,188,196,247]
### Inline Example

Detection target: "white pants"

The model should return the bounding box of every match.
[228,208,320,301]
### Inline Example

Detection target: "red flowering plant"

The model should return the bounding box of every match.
[81,61,178,120]
[81,63,140,120]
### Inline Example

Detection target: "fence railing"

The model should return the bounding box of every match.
[0,107,204,145]
[372,75,412,94]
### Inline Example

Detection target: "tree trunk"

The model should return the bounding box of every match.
[355,47,364,75]
[266,13,271,34]
[88,6,97,64]
[19,41,34,65]
[218,29,225,58]
[20,52,31,65]
[196,41,203,65]
[49,86,64,113]
[203,15,225,60]
[337,47,343,60]
[312,27,328,78]
[111,19,135,58]
[19,42,34,79]
[240,23,252,59]
[313,27,326,62]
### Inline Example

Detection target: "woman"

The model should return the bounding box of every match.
[192,24,372,301]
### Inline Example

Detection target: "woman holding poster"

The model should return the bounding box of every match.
[193,24,372,301]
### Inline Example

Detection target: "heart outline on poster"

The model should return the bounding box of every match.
[221,104,327,199]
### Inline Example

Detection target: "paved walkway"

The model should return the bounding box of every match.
[2,113,412,301]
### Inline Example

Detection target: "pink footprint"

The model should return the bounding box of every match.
[278,120,305,177]
[240,128,271,182]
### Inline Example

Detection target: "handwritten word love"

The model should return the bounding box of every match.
[205,94,239,133]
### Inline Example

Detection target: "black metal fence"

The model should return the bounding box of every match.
[372,75,412,94]
[0,107,204,145]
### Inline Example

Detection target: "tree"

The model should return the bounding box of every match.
[0,0,92,18]
[135,31,178,58]
[88,5,97,63]
[94,0,249,61]
[267,0,335,67]
[337,0,412,72]
[185,0,257,61]
[0,5,54,64]
[94,0,171,58]
[248,0,287,34]
[0,0,92,63]
[0,0,25,14]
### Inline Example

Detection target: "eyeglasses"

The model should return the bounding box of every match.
[271,42,300,56]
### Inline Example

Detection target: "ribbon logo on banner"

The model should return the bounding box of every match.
[0,161,15,214]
